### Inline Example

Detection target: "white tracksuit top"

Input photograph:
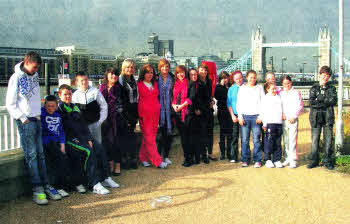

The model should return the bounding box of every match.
[279,87,304,120]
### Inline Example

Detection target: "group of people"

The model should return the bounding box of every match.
[5,51,337,206]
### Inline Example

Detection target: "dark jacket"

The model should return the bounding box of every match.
[214,84,229,111]
[187,79,213,117]
[57,101,93,143]
[309,82,337,127]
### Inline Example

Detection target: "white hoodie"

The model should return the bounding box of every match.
[260,93,283,127]
[6,62,41,123]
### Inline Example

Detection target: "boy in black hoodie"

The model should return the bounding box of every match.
[57,84,119,194]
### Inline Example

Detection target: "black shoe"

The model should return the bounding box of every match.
[307,163,318,169]
[220,154,225,160]
[130,161,138,169]
[194,159,200,165]
[112,172,121,176]
[325,164,334,170]
[203,157,210,164]
[182,160,193,167]
[208,156,217,161]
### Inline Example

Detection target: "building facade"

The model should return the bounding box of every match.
[0,47,63,82]
[147,33,174,57]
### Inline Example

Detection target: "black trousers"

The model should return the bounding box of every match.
[66,140,110,187]
[187,114,208,162]
[207,110,214,154]
[174,115,192,162]
[158,122,173,158]
[102,135,121,163]
[120,122,138,165]
[264,124,283,162]
[44,141,71,189]
[217,109,234,158]
[230,118,240,161]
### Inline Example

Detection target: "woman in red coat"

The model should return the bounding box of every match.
[137,64,167,169]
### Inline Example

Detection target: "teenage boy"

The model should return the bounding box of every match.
[58,84,119,195]
[6,51,61,205]
[41,95,70,198]
[72,71,107,144]
[308,66,337,170]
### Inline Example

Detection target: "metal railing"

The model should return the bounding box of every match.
[293,86,350,100]
[0,106,21,152]
[0,86,349,153]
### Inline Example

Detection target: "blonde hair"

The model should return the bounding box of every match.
[121,58,135,75]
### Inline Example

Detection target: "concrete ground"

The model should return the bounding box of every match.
[1,109,350,224]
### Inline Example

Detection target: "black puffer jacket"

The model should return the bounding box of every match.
[309,82,337,127]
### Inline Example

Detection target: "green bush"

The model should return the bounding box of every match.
[336,155,350,174]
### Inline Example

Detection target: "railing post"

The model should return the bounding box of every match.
[4,115,8,150]
[10,118,15,149]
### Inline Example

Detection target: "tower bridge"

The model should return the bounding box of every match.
[251,25,331,81]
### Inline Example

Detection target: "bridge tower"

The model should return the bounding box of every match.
[251,26,266,81]
[318,25,331,72]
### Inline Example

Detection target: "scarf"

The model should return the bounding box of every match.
[173,79,189,122]
[120,74,137,103]
[158,74,172,134]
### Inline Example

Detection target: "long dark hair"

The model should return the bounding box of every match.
[103,67,119,84]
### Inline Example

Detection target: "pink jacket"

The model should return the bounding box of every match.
[279,87,304,120]
[172,79,192,122]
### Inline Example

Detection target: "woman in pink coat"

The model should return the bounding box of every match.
[137,64,167,169]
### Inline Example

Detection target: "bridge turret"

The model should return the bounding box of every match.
[318,25,331,76]
[251,26,266,81]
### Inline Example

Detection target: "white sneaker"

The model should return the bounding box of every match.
[158,162,167,169]
[230,160,236,163]
[164,158,172,165]
[75,184,86,194]
[274,161,283,168]
[282,160,290,167]
[254,162,262,168]
[289,161,297,169]
[93,182,110,195]
[265,160,275,168]
[57,189,69,197]
[33,192,48,205]
[102,177,120,188]
[142,161,151,167]
[44,185,62,200]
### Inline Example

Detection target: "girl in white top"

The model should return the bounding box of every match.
[236,70,264,168]
[279,75,304,168]
[261,82,283,168]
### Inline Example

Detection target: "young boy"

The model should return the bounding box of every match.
[308,66,337,170]
[58,84,119,195]
[41,95,69,197]
[72,71,107,144]
[6,51,61,205]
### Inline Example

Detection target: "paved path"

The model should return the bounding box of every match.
[1,110,350,224]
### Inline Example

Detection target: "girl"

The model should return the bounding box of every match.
[172,65,192,167]
[261,82,283,168]
[186,65,212,164]
[157,58,175,165]
[137,64,167,169]
[236,70,264,168]
[99,67,124,176]
[198,65,216,161]
[214,71,233,160]
[279,75,303,168]
[119,58,139,169]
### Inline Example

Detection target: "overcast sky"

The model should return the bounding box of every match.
[0,0,348,71]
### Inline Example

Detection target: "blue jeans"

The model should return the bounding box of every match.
[16,119,48,189]
[240,115,262,163]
